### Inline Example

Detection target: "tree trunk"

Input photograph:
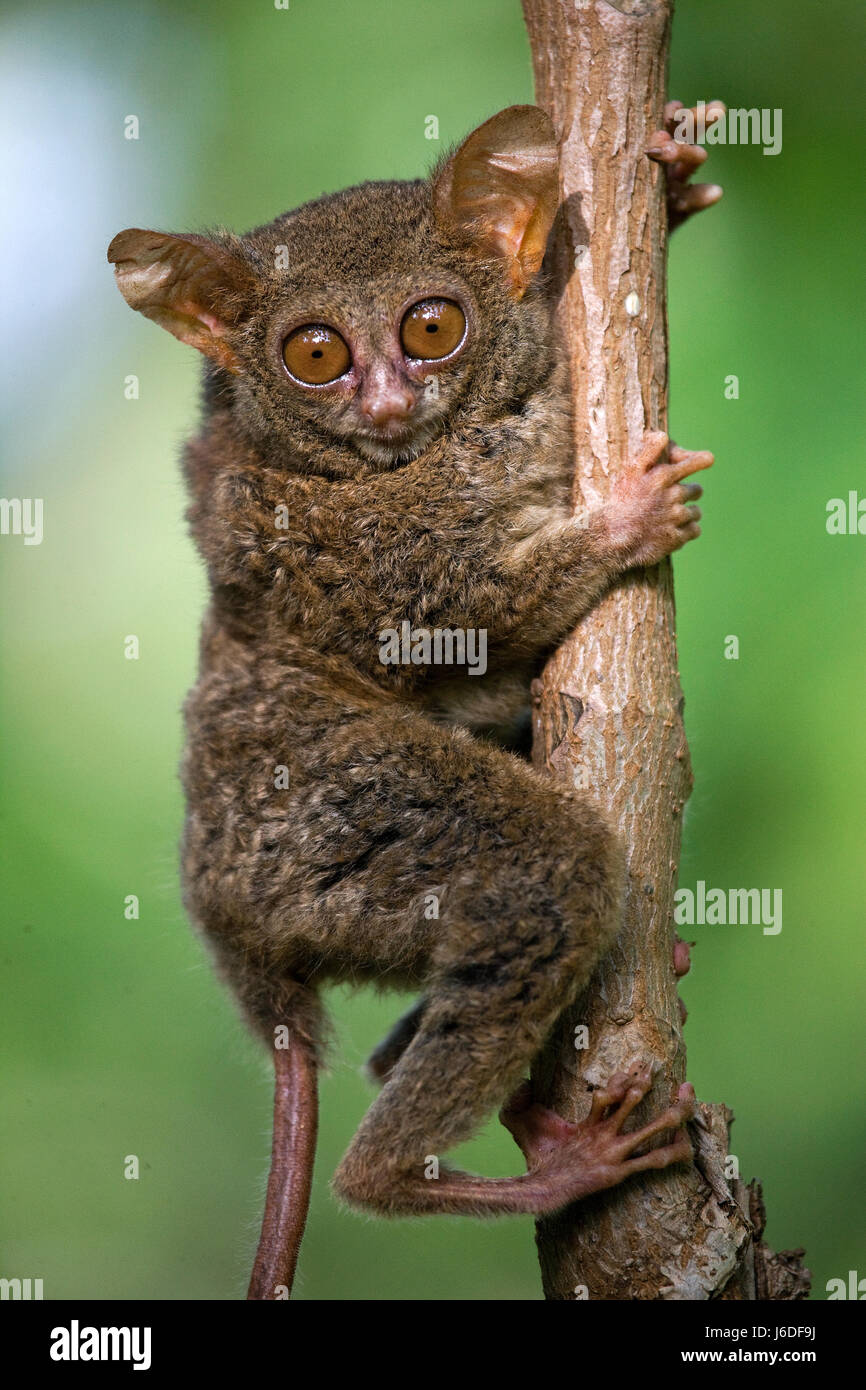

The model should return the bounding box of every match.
[521,0,810,1301]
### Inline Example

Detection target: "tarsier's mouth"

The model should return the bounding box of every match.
[351,415,443,464]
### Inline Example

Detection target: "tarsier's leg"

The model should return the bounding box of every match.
[369,1000,695,1182]
[359,1015,693,1216]
[188,681,694,1222]
[339,994,693,1217]
[330,718,694,1217]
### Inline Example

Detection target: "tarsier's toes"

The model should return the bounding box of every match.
[500,1067,651,1167]
[588,1064,654,1122]
[638,434,714,480]
[585,1078,696,1185]
[608,1087,696,1178]
[617,1082,696,1154]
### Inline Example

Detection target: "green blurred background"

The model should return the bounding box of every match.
[2,0,863,1301]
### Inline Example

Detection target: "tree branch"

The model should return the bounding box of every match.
[522,0,810,1301]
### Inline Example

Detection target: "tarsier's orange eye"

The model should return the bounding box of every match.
[282,325,351,384]
[400,299,466,360]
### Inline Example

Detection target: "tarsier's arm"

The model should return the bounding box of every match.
[188,421,711,682]
[487,97,723,654]
[490,432,712,659]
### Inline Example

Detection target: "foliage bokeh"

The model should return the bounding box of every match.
[2,0,863,1299]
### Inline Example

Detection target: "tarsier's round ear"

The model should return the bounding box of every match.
[107,229,257,373]
[431,105,560,299]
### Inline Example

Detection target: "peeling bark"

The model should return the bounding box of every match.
[522,0,809,1300]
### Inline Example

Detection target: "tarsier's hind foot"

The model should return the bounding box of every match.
[325,702,629,1220]
[500,1068,695,1205]
[335,1066,694,1218]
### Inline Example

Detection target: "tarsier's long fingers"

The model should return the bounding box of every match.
[669,183,725,223]
[663,445,715,483]
[647,134,709,179]
[647,100,725,230]
[664,98,724,128]
[655,97,727,153]
[603,432,713,566]
[634,435,715,483]
[633,429,670,471]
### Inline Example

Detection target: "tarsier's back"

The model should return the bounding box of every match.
[109,105,710,1296]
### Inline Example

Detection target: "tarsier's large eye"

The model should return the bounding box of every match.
[282,324,351,384]
[400,299,466,360]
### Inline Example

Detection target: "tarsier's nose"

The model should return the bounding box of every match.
[360,363,415,426]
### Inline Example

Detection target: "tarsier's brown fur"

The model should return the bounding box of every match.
[109,105,718,1296]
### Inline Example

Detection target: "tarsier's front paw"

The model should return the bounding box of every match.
[647,99,725,231]
[501,1067,695,1211]
[604,430,714,570]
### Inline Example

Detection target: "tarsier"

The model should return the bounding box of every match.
[109,102,721,1298]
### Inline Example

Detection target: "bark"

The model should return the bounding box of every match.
[521,0,810,1300]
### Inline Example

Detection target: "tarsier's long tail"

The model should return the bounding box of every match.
[247,992,320,1301]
